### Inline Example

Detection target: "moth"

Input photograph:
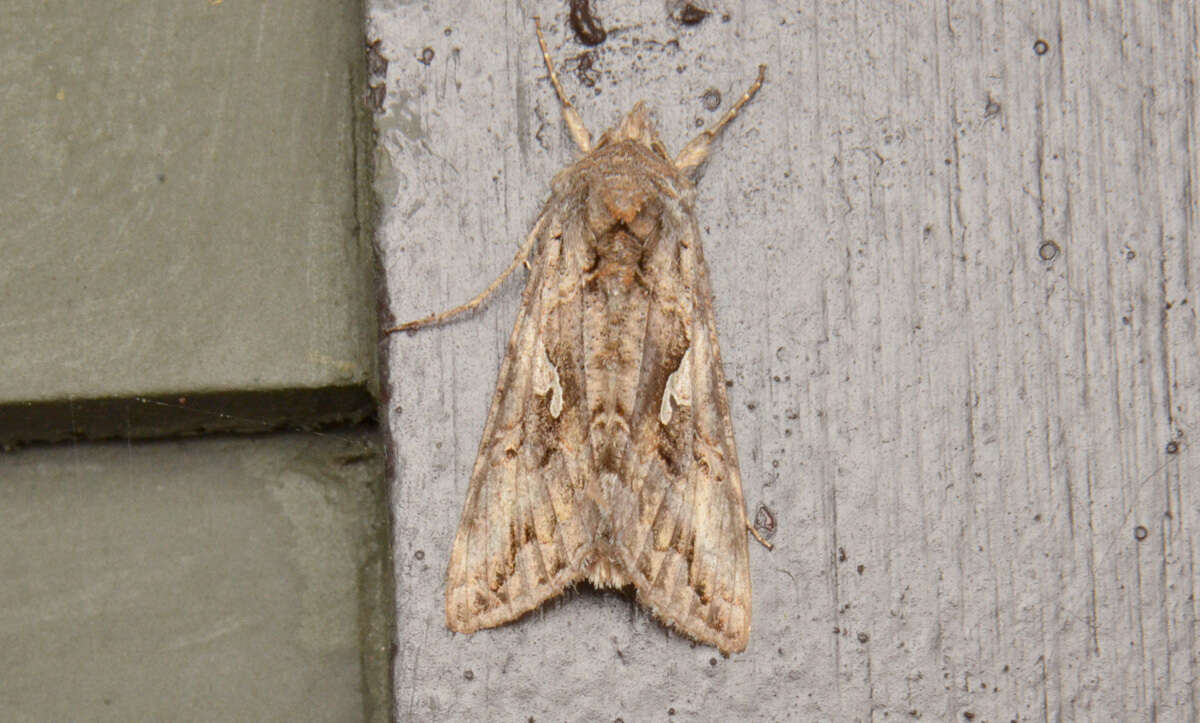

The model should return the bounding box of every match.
[388,19,768,654]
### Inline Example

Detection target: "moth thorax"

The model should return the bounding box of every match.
[597,222,643,248]
[586,175,662,244]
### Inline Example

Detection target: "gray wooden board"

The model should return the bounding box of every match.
[374,2,1198,720]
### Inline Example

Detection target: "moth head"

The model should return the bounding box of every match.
[600,102,672,161]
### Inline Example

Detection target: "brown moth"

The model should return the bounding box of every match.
[388,19,767,654]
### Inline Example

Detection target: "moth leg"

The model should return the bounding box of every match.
[385,216,544,334]
[533,16,592,154]
[674,64,767,177]
[747,520,774,551]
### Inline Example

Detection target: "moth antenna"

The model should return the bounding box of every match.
[674,64,766,177]
[384,216,545,334]
[534,16,593,153]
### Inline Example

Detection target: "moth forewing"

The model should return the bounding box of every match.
[393,18,766,655]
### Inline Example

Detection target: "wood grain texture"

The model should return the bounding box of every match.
[376,2,1198,719]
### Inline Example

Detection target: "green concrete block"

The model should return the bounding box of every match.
[0,0,377,445]
[0,429,390,721]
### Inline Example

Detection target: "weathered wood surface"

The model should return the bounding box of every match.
[375,2,1198,719]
